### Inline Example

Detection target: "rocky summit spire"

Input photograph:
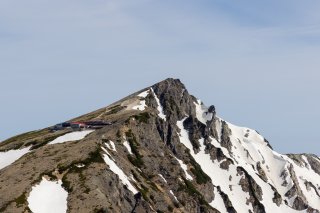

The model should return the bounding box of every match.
[0,79,319,213]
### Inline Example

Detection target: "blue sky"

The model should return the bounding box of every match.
[0,0,319,155]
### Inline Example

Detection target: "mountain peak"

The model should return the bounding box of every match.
[153,77,184,86]
[0,79,319,213]
[152,78,186,92]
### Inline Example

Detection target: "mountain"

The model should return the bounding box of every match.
[0,78,319,213]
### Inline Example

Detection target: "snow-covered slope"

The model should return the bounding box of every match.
[49,130,94,144]
[0,147,30,170]
[178,114,319,212]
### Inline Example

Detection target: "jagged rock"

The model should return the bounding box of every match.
[220,159,233,170]
[208,105,216,114]
[286,164,308,206]
[307,207,320,213]
[306,155,320,176]
[217,186,237,213]
[293,196,308,210]
[256,162,268,182]
[237,167,265,213]
[220,121,233,154]
[268,184,282,206]
[183,116,205,152]
[280,169,289,187]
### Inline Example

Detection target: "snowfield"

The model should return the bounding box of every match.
[123,140,133,155]
[137,90,149,98]
[174,156,193,180]
[176,116,316,213]
[105,140,117,152]
[28,177,68,213]
[132,90,149,111]
[102,146,138,194]
[151,88,166,120]
[0,147,30,170]
[49,130,94,144]
[0,130,93,171]
[132,101,147,111]
[194,100,213,125]
[209,187,228,213]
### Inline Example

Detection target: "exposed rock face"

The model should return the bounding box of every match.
[220,121,233,153]
[305,155,320,176]
[0,78,319,213]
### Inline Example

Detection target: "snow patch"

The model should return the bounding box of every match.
[169,190,178,202]
[106,140,117,152]
[132,90,150,111]
[75,163,85,168]
[209,187,228,213]
[194,100,213,125]
[130,174,138,183]
[49,130,94,144]
[132,100,147,111]
[123,140,133,155]
[0,147,30,170]
[102,147,138,194]
[28,177,68,213]
[137,90,149,98]
[150,88,166,120]
[174,156,193,180]
[158,174,167,183]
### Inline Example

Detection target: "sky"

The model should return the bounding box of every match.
[0,0,319,155]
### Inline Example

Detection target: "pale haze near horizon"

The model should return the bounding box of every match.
[0,0,319,155]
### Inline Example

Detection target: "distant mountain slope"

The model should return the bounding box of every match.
[0,78,319,213]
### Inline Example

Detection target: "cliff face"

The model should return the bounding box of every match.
[0,78,319,213]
